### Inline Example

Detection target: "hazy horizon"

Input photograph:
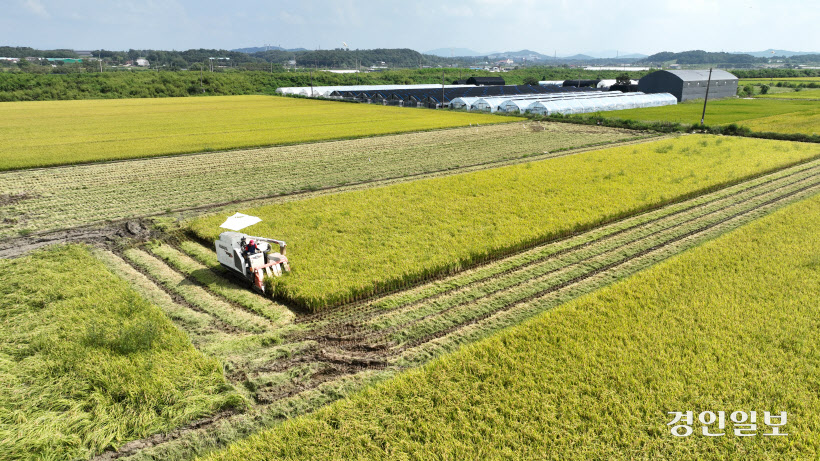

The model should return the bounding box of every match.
[3,0,818,56]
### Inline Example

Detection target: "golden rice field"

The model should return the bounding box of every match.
[189,135,820,311]
[0,95,516,170]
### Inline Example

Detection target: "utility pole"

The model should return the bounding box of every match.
[700,67,713,126]
[98,52,103,72]
[441,68,445,109]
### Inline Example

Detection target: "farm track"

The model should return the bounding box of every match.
[102,157,820,460]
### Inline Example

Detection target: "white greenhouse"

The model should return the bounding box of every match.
[526,93,677,116]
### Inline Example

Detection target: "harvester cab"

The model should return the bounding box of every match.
[215,231,291,293]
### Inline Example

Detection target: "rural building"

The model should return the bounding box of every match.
[136,58,150,67]
[467,76,505,86]
[638,69,738,102]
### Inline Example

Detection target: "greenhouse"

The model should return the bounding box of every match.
[526,92,677,115]
[449,97,483,110]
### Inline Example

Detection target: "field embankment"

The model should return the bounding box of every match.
[0,245,244,460]
[0,95,515,170]
[200,190,820,461]
[188,135,820,312]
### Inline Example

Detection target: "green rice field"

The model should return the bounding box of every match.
[598,98,820,134]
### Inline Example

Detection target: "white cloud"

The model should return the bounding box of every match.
[21,0,49,18]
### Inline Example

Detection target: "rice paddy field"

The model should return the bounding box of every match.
[0,122,642,238]
[3,91,820,460]
[201,191,820,461]
[597,98,820,134]
[188,135,820,311]
[0,95,515,170]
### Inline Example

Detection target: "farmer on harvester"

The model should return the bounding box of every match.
[245,239,259,254]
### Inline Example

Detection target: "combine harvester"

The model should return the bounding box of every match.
[214,213,290,294]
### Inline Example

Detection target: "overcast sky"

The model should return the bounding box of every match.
[2,0,818,55]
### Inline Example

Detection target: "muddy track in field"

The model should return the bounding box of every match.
[101,160,820,460]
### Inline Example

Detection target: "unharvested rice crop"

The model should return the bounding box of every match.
[0,245,243,460]
[0,122,641,238]
[0,95,515,170]
[188,135,820,311]
[201,191,820,461]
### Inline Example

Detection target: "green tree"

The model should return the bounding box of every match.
[616,73,631,85]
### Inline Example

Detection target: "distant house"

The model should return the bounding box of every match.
[74,50,93,58]
[466,76,506,86]
[136,58,150,67]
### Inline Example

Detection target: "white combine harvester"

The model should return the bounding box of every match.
[214,231,291,294]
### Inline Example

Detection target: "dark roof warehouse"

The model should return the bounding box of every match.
[638,69,738,102]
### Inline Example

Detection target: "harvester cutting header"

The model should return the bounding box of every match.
[215,213,290,293]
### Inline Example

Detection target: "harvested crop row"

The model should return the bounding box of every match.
[0,122,640,238]
[387,174,819,349]
[148,243,294,326]
[0,95,516,170]
[189,135,820,312]
[123,248,271,333]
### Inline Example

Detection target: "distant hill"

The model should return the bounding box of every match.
[562,54,595,61]
[733,49,818,58]
[639,50,762,65]
[425,47,486,57]
[618,53,648,59]
[488,49,549,59]
[232,46,307,53]
[580,50,648,59]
